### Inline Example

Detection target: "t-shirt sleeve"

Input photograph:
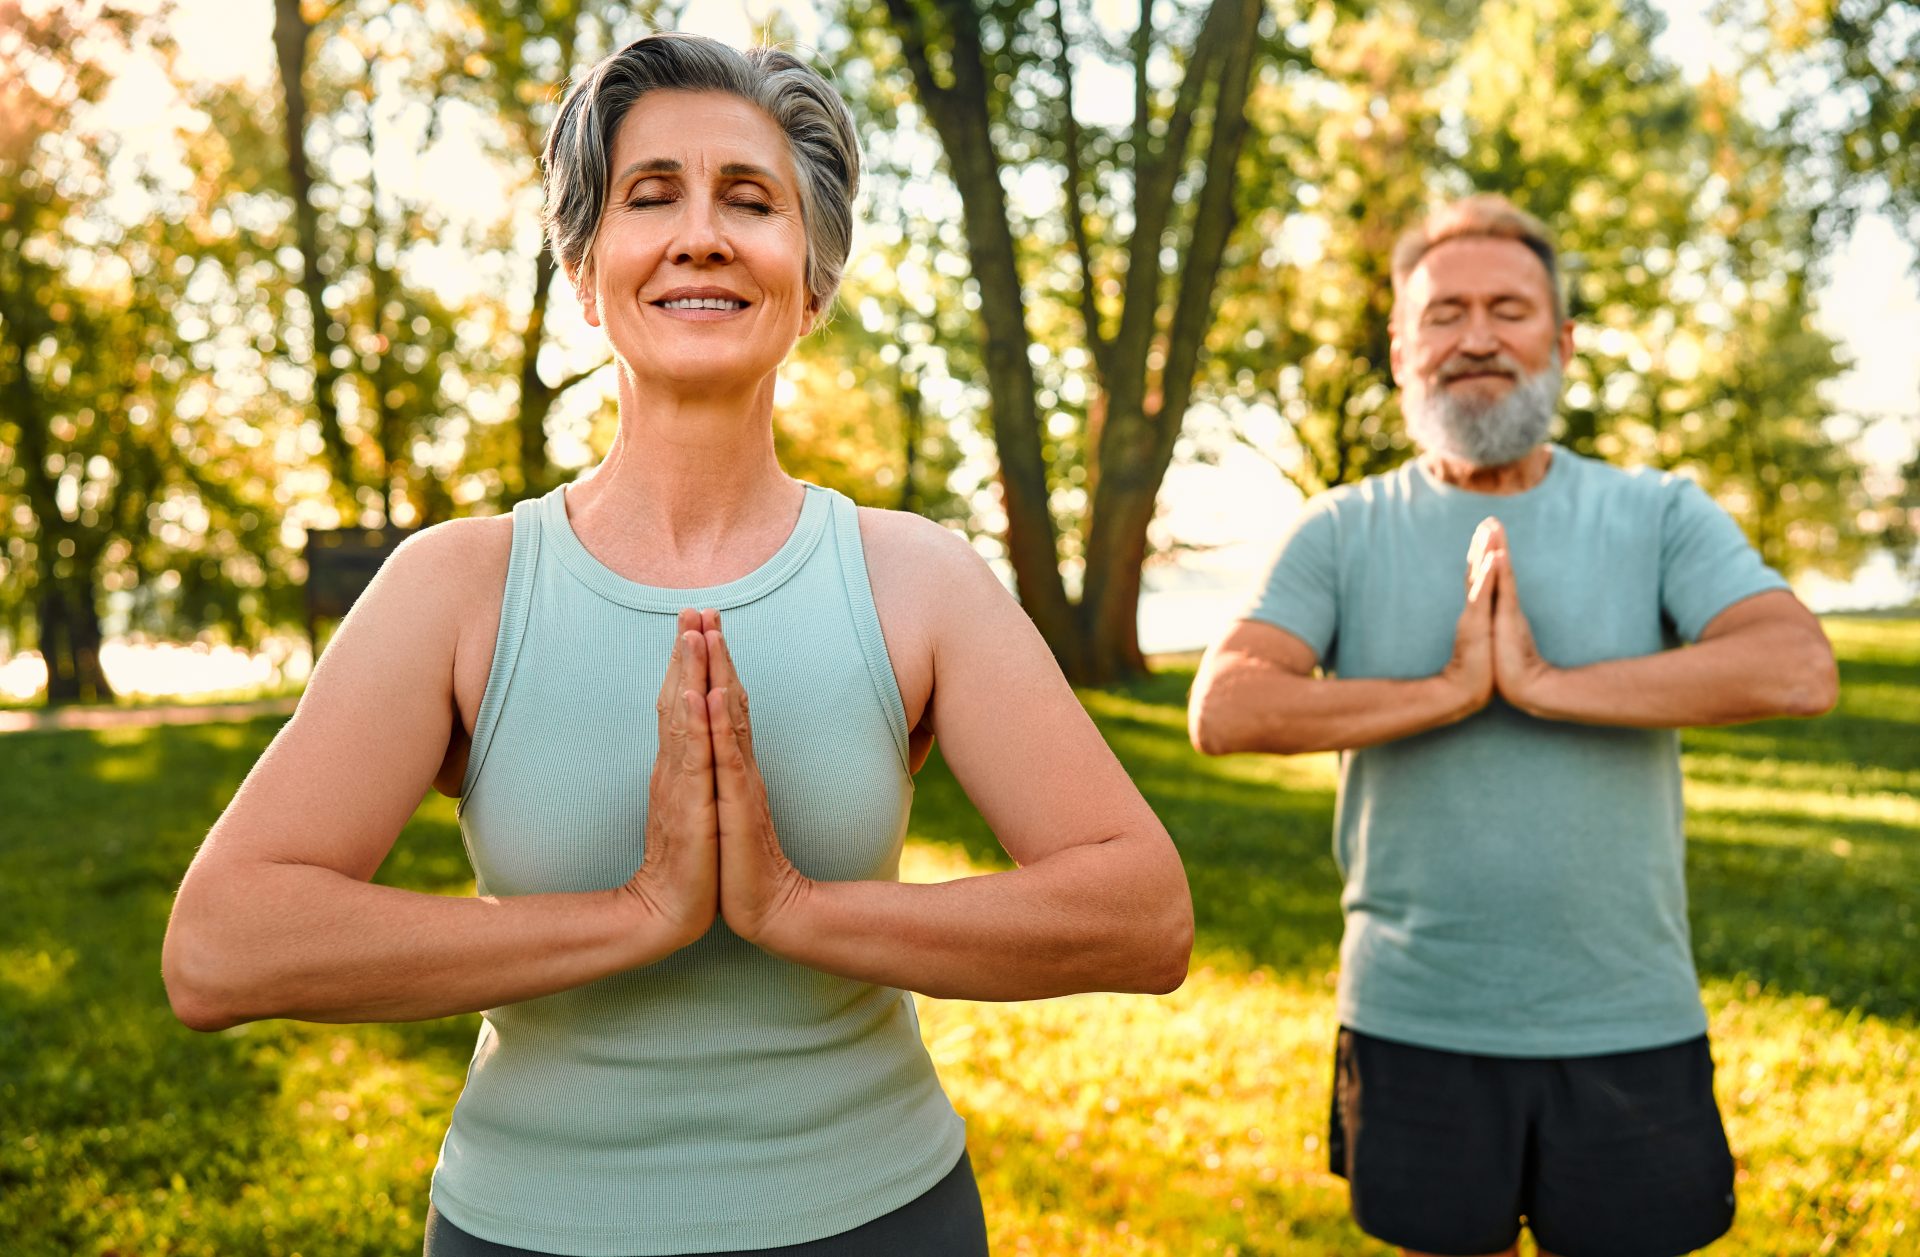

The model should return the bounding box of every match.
[1658,477,1791,642]
[1239,500,1340,662]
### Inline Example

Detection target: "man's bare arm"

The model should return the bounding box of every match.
[1187,621,1484,756]
[1189,531,1501,757]
[1493,574,1837,728]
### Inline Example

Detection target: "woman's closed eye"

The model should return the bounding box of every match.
[623,192,776,214]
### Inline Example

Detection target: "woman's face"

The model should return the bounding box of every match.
[581,90,812,394]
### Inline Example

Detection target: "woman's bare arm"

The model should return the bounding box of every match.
[716,511,1193,1001]
[161,524,712,1031]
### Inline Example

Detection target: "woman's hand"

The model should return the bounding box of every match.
[624,608,721,949]
[701,612,815,948]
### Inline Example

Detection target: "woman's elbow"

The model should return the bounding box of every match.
[1134,858,1194,995]
[161,920,249,1033]
[1144,903,1195,995]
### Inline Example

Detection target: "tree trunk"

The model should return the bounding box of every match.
[37,578,112,706]
[883,0,1082,675]
[1078,448,1157,681]
[898,366,923,514]
[518,248,559,496]
[1077,0,1261,682]
[273,0,356,505]
[882,0,1262,682]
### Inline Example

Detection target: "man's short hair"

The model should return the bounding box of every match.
[1391,195,1563,322]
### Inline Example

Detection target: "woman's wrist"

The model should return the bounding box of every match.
[734,870,821,960]
[609,881,715,966]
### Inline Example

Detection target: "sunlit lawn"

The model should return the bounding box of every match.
[1,618,1914,1255]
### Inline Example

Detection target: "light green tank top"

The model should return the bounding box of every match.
[431,481,967,1255]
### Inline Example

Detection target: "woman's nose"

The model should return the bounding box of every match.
[669,197,733,266]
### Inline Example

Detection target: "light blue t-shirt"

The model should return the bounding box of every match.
[1244,447,1788,1057]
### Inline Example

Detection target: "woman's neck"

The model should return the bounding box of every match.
[561,368,805,584]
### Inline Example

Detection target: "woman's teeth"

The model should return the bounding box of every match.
[659,297,746,310]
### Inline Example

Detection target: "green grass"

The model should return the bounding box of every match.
[0,677,307,713]
[1,618,1915,1254]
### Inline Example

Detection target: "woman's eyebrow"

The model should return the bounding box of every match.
[614,158,682,185]
[719,162,782,186]
[611,159,784,189]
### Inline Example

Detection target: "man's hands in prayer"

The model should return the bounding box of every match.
[630,608,811,956]
[1443,518,1554,718]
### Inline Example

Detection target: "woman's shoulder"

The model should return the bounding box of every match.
[355,514,517,670]
[385,512,516,604]
[380,513,518,735]
[854,505,997,594]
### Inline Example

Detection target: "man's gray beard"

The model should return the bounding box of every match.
[1406,353,1564,468]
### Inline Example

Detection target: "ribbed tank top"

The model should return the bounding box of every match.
[429,481,967,1256]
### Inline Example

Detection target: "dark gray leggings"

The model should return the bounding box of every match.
[422,1150,989,1257]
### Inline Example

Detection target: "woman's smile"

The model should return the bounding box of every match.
[583,90,812,390]
[648,285,753,320]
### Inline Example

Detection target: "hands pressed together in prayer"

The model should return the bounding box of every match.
[624,608,811,953]
[1443,517,1554,717]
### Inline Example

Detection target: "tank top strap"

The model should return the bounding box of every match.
[457,494,544,816]
[827,491,912,776]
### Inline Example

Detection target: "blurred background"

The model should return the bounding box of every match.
[1,0,1915,705]
[3,3,1918,1255]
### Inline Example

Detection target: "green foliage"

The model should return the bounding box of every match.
[0,1,1899,688]
[1208,0,1875,578]
[1734,0,1919,255]
[1,618,1914,1253]
[0,5,298,691]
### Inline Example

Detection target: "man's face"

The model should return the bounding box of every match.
[1391,235,1574,419]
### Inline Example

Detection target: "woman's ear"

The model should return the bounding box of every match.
[567,261,599,328]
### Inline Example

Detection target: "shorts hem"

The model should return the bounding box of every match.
[1338,1006,1711,1059]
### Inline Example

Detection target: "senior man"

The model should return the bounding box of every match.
[1188,194,1837,1257]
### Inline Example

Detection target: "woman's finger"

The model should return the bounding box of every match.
[679,625,709,705]
[708,689,752,822]
[679,688,712,773]
[654,612,697,733]
[704,620,737,688]
[702,621,758,765]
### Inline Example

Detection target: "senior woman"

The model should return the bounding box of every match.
[162,31,1191,1257]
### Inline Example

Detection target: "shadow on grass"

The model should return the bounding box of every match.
[961,1108,1390,1255]
[910,737,1344,981]
[1,617,1913,1250]
[0,718,480,1254]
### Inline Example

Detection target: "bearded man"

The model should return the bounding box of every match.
[1187,195,1837,1257]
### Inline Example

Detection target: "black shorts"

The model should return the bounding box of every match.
[1329,1028,1735,1257]
[422,1149,988,1257]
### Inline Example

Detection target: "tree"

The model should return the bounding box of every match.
[268,0,497,529]
[843,0,1266,681]
[1206,0,1454,496]
[1214,0,1867,577]
[1736,0,1918,252]
[439,0,672,499]
[1727,0,1920,573]
[0,2,297,701]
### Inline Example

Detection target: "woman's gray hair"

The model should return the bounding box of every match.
[541,32,862,314]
